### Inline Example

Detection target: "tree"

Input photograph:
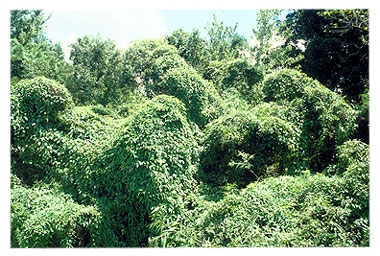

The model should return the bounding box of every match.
[284,9,369,103]
[166,29,210,75]
[251,9,303,73]
[206,15,248,61]
[10,10,48,45]
[67,35,133,105]
[125,39,220,127]
[10,10,68,84]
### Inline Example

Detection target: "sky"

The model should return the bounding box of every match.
[43,9,271,60]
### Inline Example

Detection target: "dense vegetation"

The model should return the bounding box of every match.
[10,9,369,247]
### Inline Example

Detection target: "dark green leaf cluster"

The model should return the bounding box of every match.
[11,77,73,136]
[262,69,357,171]
[201,102,300,186]
[66,35,134,106]
[284,9,369,103]
[205,58,264,102]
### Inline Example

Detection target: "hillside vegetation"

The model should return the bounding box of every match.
[10,9,369,247]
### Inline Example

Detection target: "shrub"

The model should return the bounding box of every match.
[11,76,73,137]
[262,68,317,103]
[11,77,74,184]
[11,184,102,248]
[200,102,300,186]
[158,67,218,126]
[329,139,369,175]
[205,58,264,102]
[262,69,357,171]
[325,139,369,244]
[125,39,220,127]
[96,95,199,246]
[125,38,166,75]
[11,77,121,189]
[156,172,368,247]
[46,108,123,203]
[300,85,357,171]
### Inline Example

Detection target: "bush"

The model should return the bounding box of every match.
[96,95,200,246]
[205,58,264,102]
[156,172,368,247]
[329,139,369,174]
[158,66,218,126]
[11,77,75,184]
[11,76,73,137]
[126,39,220,127]
[262,68,317,103]
[11,77,121,189]
[262,69,357,171]
[300,85,357,171]
[325,139,369,244]
[200,102,300,186]
[11,184,102,248]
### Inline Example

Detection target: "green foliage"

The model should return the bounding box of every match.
[262,68,316,102]
[11,38,69,84]
[11,10,48,45]
[285,9,369,102]
[206,15,248,61]
[325,139,369,244]
[320,9,369,44]
[210,173,367,246]
[251,10,303,73]
[262,69,357,171]
[11,184,102,248]
[125,39,220,127]
[149,170,368,247]
[353,91,369,143]
[10,10,68,84]
[67,35,134,105]
[252,9,283,64]
[327,139,369,176]
[10,76,122,189]
[158,67,215,126]
[205,58,264,101]
[114,89,149,117]
[11,77,73,138]
[209,88,253,117]
[201,102,300,186]
[10,77,73,183]
[10,10,368,248]
[300,84,357,171]
[97,95,199,246]
[124,38,166,82]
[166,28,210,74]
